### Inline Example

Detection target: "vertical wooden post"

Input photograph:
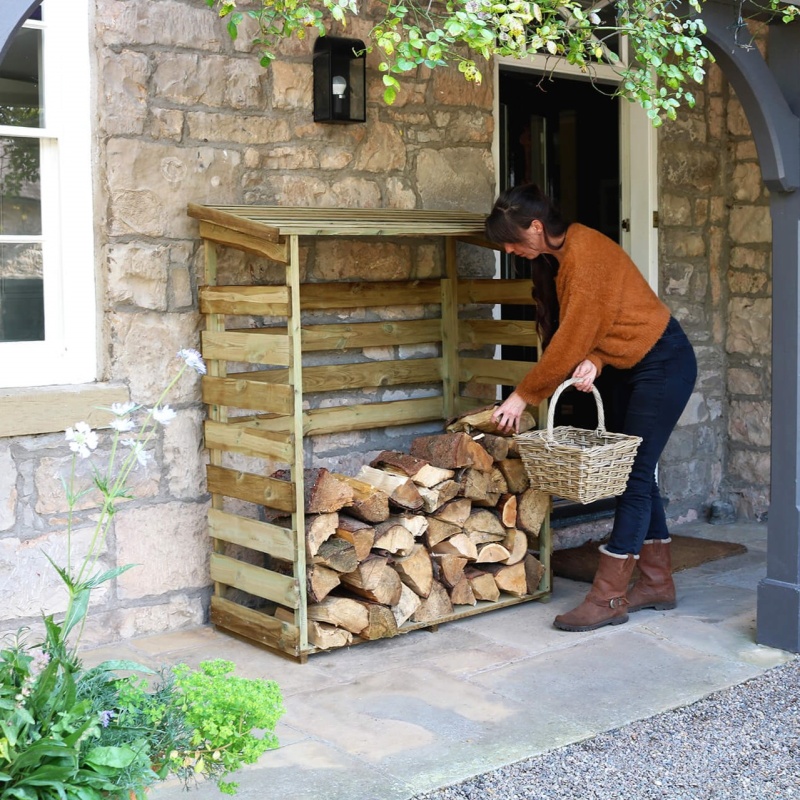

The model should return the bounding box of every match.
[203,241,228,600]
[287,234,309,652]
[440,237,459,419]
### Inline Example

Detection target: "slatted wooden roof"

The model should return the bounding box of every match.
[187,203,490,239]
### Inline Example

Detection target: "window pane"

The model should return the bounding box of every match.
[0,242,44,342]
[0,136,41,235]
[0,26,43,128]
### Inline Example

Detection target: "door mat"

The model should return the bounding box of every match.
[551,534,748,583]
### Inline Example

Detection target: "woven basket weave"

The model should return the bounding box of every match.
[515,378,642,505]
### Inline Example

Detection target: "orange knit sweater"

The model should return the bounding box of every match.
[515,223,671,406]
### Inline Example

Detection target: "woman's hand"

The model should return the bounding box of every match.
[492,391,528,434]
[572,359,598,392]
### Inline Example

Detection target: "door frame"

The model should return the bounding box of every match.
[492,55,659,292]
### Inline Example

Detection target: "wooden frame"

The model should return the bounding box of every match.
[189,204,552,662]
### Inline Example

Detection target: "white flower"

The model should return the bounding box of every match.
[177,348,207,375]
[151,405,177,426]
[110,417,136,433]
[121,439,152,468]
[65,422,99,459]
[110,401,137,417]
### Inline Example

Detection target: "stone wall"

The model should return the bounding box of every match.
[659,23,772,522]
[0,0,497,646]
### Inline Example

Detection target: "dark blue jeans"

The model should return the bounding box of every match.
[602,317,697,555]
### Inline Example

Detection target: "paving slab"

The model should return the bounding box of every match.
[78,520,796,800]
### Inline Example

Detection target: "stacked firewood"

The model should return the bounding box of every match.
[287,407,549,650]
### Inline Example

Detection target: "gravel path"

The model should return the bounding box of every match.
[413,657,800,800]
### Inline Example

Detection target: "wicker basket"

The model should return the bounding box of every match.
[515,378,642,505]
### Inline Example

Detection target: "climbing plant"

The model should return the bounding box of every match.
[205,0,798,124]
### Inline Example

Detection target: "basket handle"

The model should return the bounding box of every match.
[546,377,607,441]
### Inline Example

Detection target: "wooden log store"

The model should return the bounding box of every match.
[188,204,552,662]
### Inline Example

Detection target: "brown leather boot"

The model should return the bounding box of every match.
[627,537,676,612]
[553,545,638,632]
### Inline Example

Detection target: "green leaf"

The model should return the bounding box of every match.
[84,745,137,769]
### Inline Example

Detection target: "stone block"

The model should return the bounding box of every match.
[261,146,320,170]
[0,446,17,531]
[729,205,771,244]
[677,392,709,427]
[385,178,418,210]
[106,139,242,238]
[170,266,194,309]
[258,174,382,208]
[728,400,771,447]
[726,297,771,356]
[728,367,764,396]
[152,53,226,107]
[98,49,149,136]
[115,501,210,599]
[269,61,312,110]
[416,148,493,212]
[108,311,202,405]
[731,162,764,203]
[660,194,692,225]
[163,409,206,498]
[313,240,412,281]
[663,229,706,258]
[186,111,290,145]
[0,526,111,622]
[728,269,769,296]
[148,108,184,141]
[662,150,720,193]
[354,122,407,172]
[729,448,770,487]
[107,242,169,310]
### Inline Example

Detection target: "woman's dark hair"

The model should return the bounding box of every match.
[484,184,569,348]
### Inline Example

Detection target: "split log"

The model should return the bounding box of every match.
[425,517,462,549]
[449,576,477,606]
[431,553,467,588]
[352,600,399,640]
[446,404,536,436]
[338,475,391,523]
[388,513,429,539]
[306,512,339,558]
[370,450,429,477]
[475,542,512,563]
[392,544,434,598]
[303,468,354,514]
[465,568,500,602]
[476,432,510,462]
[336,516,376,561]
[497,458,531,494]
[356,465,424,511]
[432,532,478,561]
[308,619,353,650]
[498,494,518,528]
[307,596,369,634]
[340,556,402,605]
[458,468,500,505]
[501,527,528,566]
[411,463,457,488]
[484,561,528,597]
[307,564,341,603]
[517,489,550,546]
[373,522,415,556]
[312,537,358,573]
[432,497,472,527]
[411,580,454,623]
[392,583,422,627]
[524,553,546,594]
[418,479,460,513]
[410,432,494,472]
[463,509,507,544]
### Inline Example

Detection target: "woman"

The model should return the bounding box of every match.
[485,184,697,632]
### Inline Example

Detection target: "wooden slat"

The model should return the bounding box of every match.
[206,464,295,512]
[188,203,283,242]
[201,330,291,365]
[301,319,442,351]
[305,358,443,393]
[208,508,296,561]
[210,595,302,656]
[458,279,534,305]
[203,376,293,414]
[204,420,293,461]
[459,357,533,386]
[200,285,290,316]
[210,553,300,608]
[304,396,445,436]
[198,221,290,262]
[224,413,293,432]
[299,280,443,310]
[460,318,540,347]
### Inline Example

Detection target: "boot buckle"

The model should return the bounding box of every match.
[608,596,627,609]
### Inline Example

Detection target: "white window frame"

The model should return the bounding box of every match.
[0,0,96,388]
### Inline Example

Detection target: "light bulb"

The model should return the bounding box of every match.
[332,75,347,98]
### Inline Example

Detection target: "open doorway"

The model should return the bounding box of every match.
[498,68,621,520]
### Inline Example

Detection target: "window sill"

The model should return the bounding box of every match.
[0,383,130,438]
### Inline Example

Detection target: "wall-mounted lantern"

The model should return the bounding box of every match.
[313,35,366,123]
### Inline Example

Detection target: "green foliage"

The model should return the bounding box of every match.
[206,0,799,124]
[0,349,284,798]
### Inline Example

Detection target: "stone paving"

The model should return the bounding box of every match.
[82,520,795,800]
